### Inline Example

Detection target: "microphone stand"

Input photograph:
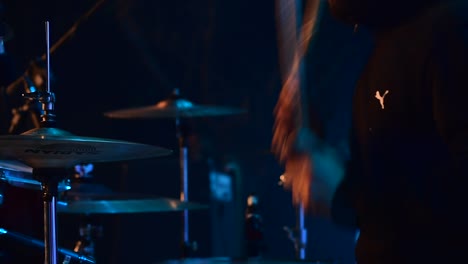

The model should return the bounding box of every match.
[5,0,107,95]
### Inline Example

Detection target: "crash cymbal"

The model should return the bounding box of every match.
[57,193,209,214]
[0,127,172,168]
[0,160,71,191]
[104,89,246,119]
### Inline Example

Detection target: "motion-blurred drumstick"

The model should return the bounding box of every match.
[272,0,320,209]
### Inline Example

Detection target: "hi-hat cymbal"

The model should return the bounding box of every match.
[0,127,172,168]
[104,90,246,119]
[0,160,71,191]
[0,160,32,174]
[57,192,209,214]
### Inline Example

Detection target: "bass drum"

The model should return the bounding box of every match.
[157,257,338,264]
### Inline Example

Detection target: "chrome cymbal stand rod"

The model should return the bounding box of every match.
[31,22,62,264]
[280,176,307,260]
[296,202,307,260]
[176,115,191,258]
[173,88,197,257]
[34,168,66,264]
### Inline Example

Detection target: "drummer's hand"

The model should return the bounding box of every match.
[284,127,345,215]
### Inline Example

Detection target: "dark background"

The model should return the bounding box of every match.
[0,0,371,263]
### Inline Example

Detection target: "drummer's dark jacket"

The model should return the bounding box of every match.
[330,0,468,263]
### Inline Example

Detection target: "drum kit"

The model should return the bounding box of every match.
[0,12,248,263]
[0,2,345,264]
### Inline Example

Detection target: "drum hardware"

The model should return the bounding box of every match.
[1,126,171,264]
[55,184,207,264]
[0,160,72,192]
[71,217,103,260]
[280,176,307,260]
[0,170,71,192]
[0,127,172,168]
[56,192,209,214]
[0,22,171,264]
[103,88,246,119]
[0,227,95,264]
[55,181,207,263]
[283,204,307,260]
[60,180,105,262]
[104,88,246,257]
[1,119,172,264]
[0,160,32,174]
[177,115,195,258]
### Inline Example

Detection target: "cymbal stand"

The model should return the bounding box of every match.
[176,116,196,257]
[280,174,307,260]
[284,203,307,260]
[25,22,63,264]
[296,203,307,260]
[33,167,67,264]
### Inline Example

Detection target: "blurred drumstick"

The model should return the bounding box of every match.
[272,0,320,209]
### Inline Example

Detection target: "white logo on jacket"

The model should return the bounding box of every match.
[375,90,389,109]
